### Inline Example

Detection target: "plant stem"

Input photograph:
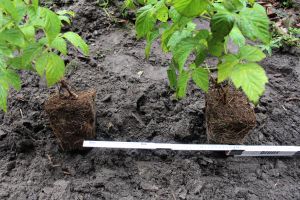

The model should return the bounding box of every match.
[59,79,78,99]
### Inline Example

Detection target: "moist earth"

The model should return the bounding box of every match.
[0,1,300,199]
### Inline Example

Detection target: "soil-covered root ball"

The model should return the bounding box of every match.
[45,89,96,151]
[205,86,256,144]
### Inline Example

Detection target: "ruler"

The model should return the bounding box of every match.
[83,141,300,157]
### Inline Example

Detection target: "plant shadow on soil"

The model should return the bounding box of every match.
[0,0,300,199]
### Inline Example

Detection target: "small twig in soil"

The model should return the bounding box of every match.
[19,109,24,119]
[47,154,60,168]
[63,171,71,175]
[281,105,287,111]
[285,97,300,102]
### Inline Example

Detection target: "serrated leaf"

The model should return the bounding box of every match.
[35,52,48,77]
[58,15,71,24]
[145,29,159,59]
[172,0,210,17]
[167,64,177,90]
[22,42,43,65]
[41,8,61,44]
[237,3,270,44]
[176,69,189,98]
[155,1,168,22]
[230,63,268,103]
[46,53,65,86]
[1,69,21,91]
[35,52,65,86]
[229,25,245,47]
[167,30,192,51]
[239,45,266,62]
[135,5,156,39]
[0,0,20,21]
[195,44,207,66]
[172,37,198,71]
[20,25,35,41]
[208,39,224,57]
[63,32,89,56]
[223,0,245,12]
[122,0,136,10]
[0,82,8,112]
[0,41,13,57]
[169,6,181,22]
[217,54,239,82]
[32,0,39,9]
[56,10,75,17]
[211,12,234,40]
[7,57,31,70]
[51,36,67,55]
[0,28,25,47]
[161,16,191,52]
[192,67,209,92]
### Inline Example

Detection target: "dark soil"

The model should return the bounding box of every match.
[0,1,300,199]
[206,85,256,144]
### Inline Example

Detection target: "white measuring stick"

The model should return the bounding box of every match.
[83,141,300,157]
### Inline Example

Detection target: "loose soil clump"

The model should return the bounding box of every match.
[45,89,96,151]
[206,85,256,144]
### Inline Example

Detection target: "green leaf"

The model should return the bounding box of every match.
[32,0,39,9]
[161,16,191,52]
[176,69,190,98]
[239,45,266,62]
[167,64,177,90]
[155,1,168,22]
[211,12,235,40]
[35,52,65,86]
[20,25,35,41]
[56,10,75,17]
[0,82,8,112]
[172,37,198,71]
[223,0,245,12]
[236,3,270,44]
[46,53,65,86]
[22,42,44,65]
[208,39,224,57]
[230,63,268,103]
[0,0,20,21]
[41,8,61,44]
[229,25,245,47]
[1,69,21,91]
[51,36,67,55]
[0,41,13,57]
[63,32,89,56]
[0,28,26,47]
[58,15,71,24]
[135,4,156,39]
[169,6,181,22]
[122,0,136,10]
[35,52,48,77]
[192,67,209,92]
[145,29,159,59]
[167,30,192,51]
[172,0,210,17]
[217,54,239,82]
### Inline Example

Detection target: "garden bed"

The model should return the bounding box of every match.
[0,0,299,199]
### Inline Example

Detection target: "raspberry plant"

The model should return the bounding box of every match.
[0,0,89,112]
[127,0,270,104]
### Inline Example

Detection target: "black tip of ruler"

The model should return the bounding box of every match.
[226,150,245,156]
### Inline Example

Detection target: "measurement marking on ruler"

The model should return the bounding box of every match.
[83,141,300,157]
